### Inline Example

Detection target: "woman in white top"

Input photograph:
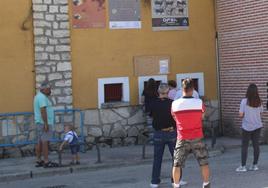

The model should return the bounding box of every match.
[236,84,263,172]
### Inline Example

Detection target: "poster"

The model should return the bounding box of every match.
[109,0,141,29]
[151,0,189,31]
[72,0,106,28]
[159,59,169,74]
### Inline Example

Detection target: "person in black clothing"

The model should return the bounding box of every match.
[150,83,177,188]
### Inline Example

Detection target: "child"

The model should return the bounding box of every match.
[59,124,80,165]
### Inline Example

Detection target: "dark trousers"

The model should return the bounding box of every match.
[241,128,261,166]
[151,130,177,184]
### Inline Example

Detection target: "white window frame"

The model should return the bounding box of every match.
[138,75,168,104]
[98,77,130,108]
[176,72,205,96]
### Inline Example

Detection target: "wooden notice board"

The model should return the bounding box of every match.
[134,55,170,76]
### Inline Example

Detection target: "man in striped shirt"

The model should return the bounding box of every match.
[171,78,210,188]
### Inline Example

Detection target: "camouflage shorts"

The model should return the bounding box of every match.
[173,139,209,167]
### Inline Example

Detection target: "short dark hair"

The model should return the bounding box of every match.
[182,78,193,92]
[168,80,177,88]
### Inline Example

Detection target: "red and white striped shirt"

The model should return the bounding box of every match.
[172,97,205,140]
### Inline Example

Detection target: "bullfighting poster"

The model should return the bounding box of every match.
[151,0,189,31]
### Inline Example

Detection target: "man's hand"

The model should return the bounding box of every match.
[59,145,63,151]
[44,124,49,132]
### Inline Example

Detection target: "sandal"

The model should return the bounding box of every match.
[35,160,44,167]
[43,161,60,168]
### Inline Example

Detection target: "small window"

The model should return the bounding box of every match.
[104,83,123,102]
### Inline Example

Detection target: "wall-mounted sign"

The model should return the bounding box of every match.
[151,0,189,31]
[72,0,106,28]
[109,0,141,29]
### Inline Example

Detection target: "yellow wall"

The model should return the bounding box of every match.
[0,0,34,113]
[71,0,217,109]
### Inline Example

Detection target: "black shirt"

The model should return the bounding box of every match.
[150,97,176,131]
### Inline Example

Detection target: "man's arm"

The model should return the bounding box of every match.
[40,107,49,132]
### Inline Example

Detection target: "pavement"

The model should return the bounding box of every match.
[0,137,241,183]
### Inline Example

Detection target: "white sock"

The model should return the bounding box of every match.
[173,183,180,188]
[203,182,210,186]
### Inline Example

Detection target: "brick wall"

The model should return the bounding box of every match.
[216,0,268,137]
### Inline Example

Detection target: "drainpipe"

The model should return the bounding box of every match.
[213,0,224,135]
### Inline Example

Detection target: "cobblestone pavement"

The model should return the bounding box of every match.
[0,145,267,188]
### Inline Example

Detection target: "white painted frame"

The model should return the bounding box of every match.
[138,75,168,104]
[98,77,130,108]
[176,72,205,96]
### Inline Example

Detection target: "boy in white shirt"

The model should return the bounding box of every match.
[59,124,80,165]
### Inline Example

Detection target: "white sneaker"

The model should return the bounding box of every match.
[249,165,259,171]
[180,180,188,186]
[150,183,159,188]
[236,166,247,172]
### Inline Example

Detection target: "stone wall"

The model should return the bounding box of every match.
[0,101,222,157]
[32,0,73,109]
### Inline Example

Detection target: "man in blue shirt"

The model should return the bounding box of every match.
[34,81,54,168]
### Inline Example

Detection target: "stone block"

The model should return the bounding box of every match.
[45,29,52,36]
[103,124,112,137]
[60,21,69,29]
[36,66,50,73]
[34,37,48,45]
[127,127,139,137]
[63,88,72,95]
[60,6,68,13]
[113,107,131,118]
[12,135,27,143]
[54,0,68,4]
[124,137,136,146]
[110,123,126,138]
[59,38,70,44]
[48,73,62,81]
[57,96,73,104]
[57,62,72,71]
[44,0,52,4]
[45,14,55,21]
[55,79,72,87]
[127,110,146,125]
[84,110,100,125]
[53,30,70,37]
[88,127,102,137]
[51,88,61,95]
[49,38,58,45]
[49,5,58,13]
[35,46,44,52]
[53,22,59,29]
[100,109,123,124]
[63,72,72,79]
[56,14,69,21]
[112,138,123,146]
[2,120,19,136]
[33,4,47,12]
[49,54,60,60]
[85,136,95,144]
[33,12,44,19]
[34,28,44,35]
[36,74,46,82]
[45,46,54,52]
[61,53,71,60]
[34,20,51,27]
[56,45,71,52]
[33,0,43,4]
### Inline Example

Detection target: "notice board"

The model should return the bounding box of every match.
[134,55,170,76]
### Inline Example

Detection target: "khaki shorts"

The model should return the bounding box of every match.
[173,139,209,168]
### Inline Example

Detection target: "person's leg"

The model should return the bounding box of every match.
[241,129,250,166]
[251,128,261,165]
[172,167,181,188]
[42,141,49,163]
[151,132,165,185]
[200,165,210,183]
[35,141,42,161]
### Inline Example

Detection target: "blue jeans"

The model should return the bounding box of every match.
[151,130,176,184]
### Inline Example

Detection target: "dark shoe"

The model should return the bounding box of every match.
[76,161,80,165]
[203,183,210,188]
[35,160,44,167]
[70,161,75,165]
[43,161,59,168]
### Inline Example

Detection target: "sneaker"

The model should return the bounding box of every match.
[203,183,210,188]
[180,180,188,186]
[236,166,247,172]
[248,165,259,171]
[150,183,159,188]
[171,183,180,188]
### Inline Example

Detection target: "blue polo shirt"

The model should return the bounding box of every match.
[34,92,54,125]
